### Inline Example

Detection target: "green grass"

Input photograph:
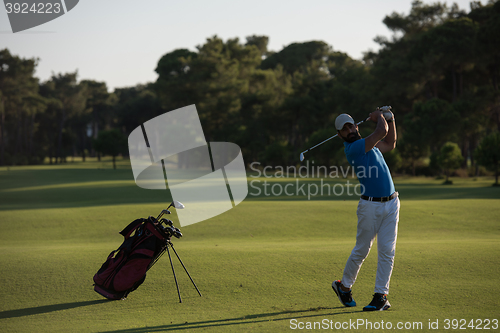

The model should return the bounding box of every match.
[0,158,499,332]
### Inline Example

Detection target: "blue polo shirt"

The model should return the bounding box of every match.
[344,139,395,198]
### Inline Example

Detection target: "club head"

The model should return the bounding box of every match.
[172,200,185,209]
[160,218,173,226]
[299,152,305,161]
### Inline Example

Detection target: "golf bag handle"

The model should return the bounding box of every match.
[119,219,144,239]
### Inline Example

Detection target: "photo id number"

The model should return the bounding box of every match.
[444,319,498,330]
[5,2,62,14]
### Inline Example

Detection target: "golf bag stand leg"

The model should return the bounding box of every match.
[169,241,202,297]
[166,240,202,303]
[166,243,182,303]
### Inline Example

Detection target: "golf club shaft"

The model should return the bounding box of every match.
[300,117,370,160]
[156,211,165,222]
[305,133,338,152]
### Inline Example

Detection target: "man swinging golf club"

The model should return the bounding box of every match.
[331,107,399,311]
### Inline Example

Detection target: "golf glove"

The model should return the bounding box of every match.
[379,106,394,123]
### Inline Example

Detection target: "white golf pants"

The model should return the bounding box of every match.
[341,196,400,294]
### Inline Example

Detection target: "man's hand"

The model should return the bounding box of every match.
[365,109,388,152]
[376,106,397,153]
[378,106,394,122]
[383,110,394,122]
[369,109,383,123]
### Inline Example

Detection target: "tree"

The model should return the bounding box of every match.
[326,51,375,123]
[155,36,272,150]
[80,80,115,159]
[193,36,260,142]
[92,129,127,169]
[154,48,198,111]
[382,0,456,38]
[368,0,461,111]
[260,41,330,75]
[245,35,269,57]
[0,49,43,165]
[114,84,164,135]
[438,142,463,184]
[397,136,430,176]
[278,62,330,161]
[475,131,500,186]
[403,98,460,153]
[39,72,86,163]
[469,1,500,130]
[238,65,292,164]
[411,18,477,102]
[260,41,337,163]
[2,0,498,171]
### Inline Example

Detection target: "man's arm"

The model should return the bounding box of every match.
[364,111,388,153]
[376,118,397,153]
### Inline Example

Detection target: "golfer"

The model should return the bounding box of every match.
[331,108,399,311]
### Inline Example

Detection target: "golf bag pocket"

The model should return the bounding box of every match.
[93,249,126,288]
[113,250,154,291]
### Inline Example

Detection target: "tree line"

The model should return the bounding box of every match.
[0,0,499,182]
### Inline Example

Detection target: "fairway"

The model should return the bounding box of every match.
[0,159,499,333]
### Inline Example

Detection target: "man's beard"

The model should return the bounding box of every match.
[341,131,361,143]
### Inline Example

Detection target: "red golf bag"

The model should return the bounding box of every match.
[93,217,169,300]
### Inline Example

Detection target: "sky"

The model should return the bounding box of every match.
[1,0,478,91]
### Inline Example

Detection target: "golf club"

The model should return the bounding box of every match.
[155,200,185,222]
[299,117,370,162]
